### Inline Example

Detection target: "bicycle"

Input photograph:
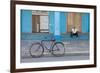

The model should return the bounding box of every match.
[29,37,65,58]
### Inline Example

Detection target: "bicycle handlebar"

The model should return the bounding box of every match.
[44,36,55,41]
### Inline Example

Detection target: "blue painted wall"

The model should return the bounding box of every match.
[54,12,60,35]
[82,13,90,33]
[21,10,32,33]
[49,12,55,33]
[49,12,67,34]
[49,12,67,41]
[54,12,61,41]
[60,12,67,33]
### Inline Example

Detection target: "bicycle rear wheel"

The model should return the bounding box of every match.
[52,42,65,56]
[29,43,44,58]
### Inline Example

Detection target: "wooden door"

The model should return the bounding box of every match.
[67,12,74,32]
[32,15,40,33]
[67,12,82,32]
[40,15,49,32]
[74,13,81,32]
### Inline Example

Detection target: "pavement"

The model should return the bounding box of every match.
[21,40,89,63]
[20,33,89,63]
[21,54,89,63]
[21,33,89,56]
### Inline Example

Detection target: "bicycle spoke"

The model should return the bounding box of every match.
[29,43,44,58]
[52,42,65,56]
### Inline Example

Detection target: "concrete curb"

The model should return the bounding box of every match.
[43,51,89,55]
[21,51,89,58]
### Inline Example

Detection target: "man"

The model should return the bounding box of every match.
[70,27,78,37]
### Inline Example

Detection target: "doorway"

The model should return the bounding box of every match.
[32,14,49,33]
[67,12,82,32]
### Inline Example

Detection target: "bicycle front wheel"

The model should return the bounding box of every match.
[29,43,44,58]
[52,42,65,56]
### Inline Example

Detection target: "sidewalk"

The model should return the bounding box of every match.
[21,39,89,58]
[43,40,89,56]
[21,33,89,58]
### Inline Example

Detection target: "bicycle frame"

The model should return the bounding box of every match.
[41,40,55,51]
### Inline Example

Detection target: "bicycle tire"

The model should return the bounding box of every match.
[29,43,44,58]
[52,42,65,56]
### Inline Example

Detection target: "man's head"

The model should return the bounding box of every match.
[72,26,75,29]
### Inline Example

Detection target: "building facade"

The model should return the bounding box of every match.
[21,10,90,36]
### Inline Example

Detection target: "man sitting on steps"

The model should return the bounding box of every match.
[70,26,78,38]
